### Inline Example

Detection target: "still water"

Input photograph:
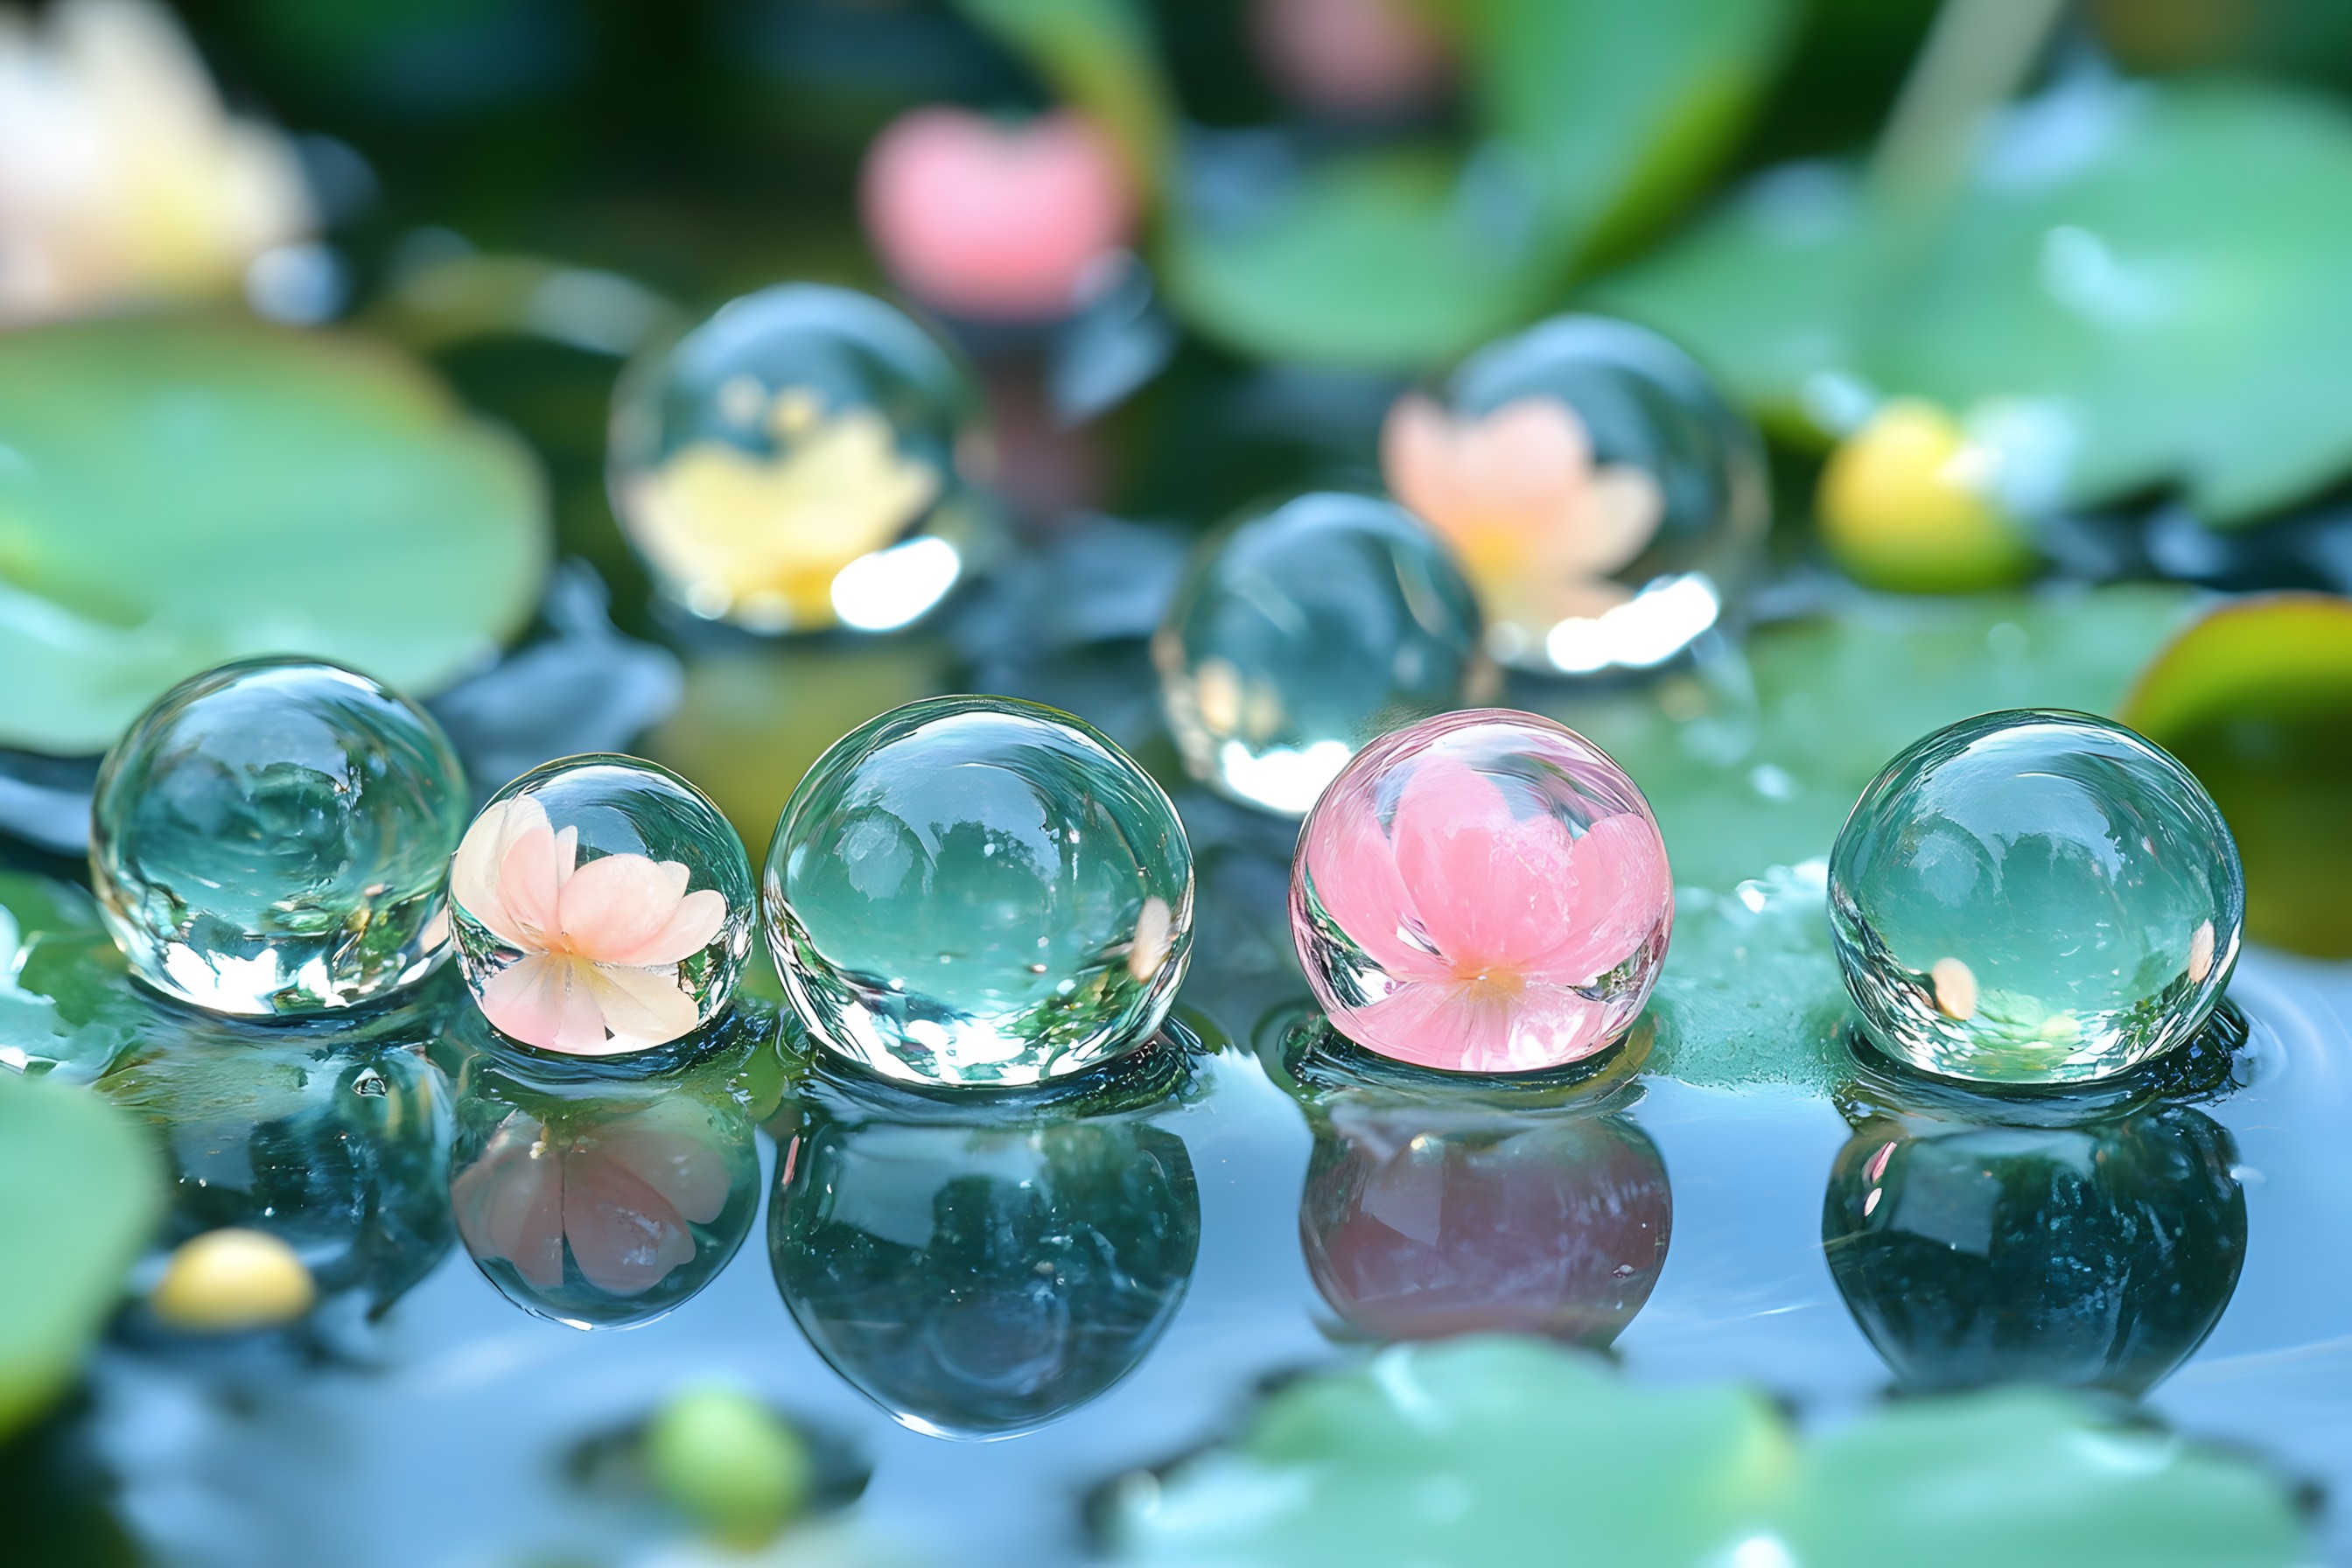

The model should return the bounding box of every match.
[41,883,2352,1566]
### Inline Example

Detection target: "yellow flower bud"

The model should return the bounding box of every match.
[1818,399,2037,593]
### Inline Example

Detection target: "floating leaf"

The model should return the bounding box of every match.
[1110,1337,2308,1568]
[1161,150,1554,372]
[1157,0,1796,369]
[0,873,147,1083]
[0,1071,162,1435]
[1538,584,2194,892]
[2120,592,2352,956]
[1111,1338,1788,1568]
[1597,78,2352,522]
[1647,863,1849,1091]
[0,313,549,753]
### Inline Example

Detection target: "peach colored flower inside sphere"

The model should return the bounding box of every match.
[1291,710,1672,1074]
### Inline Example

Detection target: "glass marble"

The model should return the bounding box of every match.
[1153,491,1488,816]
[768,1077,1199,1436]
[607,283,988,634]
[89,657,468,1016]
[766,696,1194,1087]
[1292,710,1672,1074]
[1829,710,2245,1083]
[1382,313,1768,675]
[450,754,755,1058]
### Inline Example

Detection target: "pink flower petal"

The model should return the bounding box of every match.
[562,1151,696,1297]
[599,886,730,969]
[1389,755,1582,974]
[593,1104,732,1227]
[1300,788,1452,984]
[451,1112,566,1292]
[1531,810,1673,984]
[555,853,697,962]
[1340,978,1612,1074]
[451,796,552,948]
[584,962,704,1049]
[494,818,577,945]
[480,952,612,1054]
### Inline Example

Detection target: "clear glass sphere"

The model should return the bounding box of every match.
[607,283,987,635]
[1382,314,1768,675]
[766,695,1194,1087]
[1154,492,1488,816]
[450,754,755,1058]
[1291,710,1673,1074]
[1829,710,2245,1083]
[89,656,468,1015]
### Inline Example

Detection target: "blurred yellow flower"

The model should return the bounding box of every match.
[1382,392,1664,638]
[623,395,942,631]
[1817,398,2036,593]
[0,0,313,324]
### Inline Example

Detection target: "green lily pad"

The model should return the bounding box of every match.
[1779,1388,2306,1568]
[2120,592,2352,956]
[1110,1338,1789,1568]
[0,1070,162,1436]
[1541,584,2195,891]
[1160,150,1558,374]
[0,313,549,754]
[1154,0,1796,369]
[1596,77,2352,522]
[1110,1337,2309,1567]
[0,873,148,1084]
[1539,587,2191,1090]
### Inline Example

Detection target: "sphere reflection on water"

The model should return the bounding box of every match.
[768,1042,1201,1437]
[442,1007,766,1330]
[1823,1082,2246,1397]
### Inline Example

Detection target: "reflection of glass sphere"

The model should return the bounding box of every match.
[451,755,755,1059]
[91,657,468,1016]
[1304,1097,1670,1346]
[1382,314,1767,674]
[1830,710,2244,1083]
[1824,1100,2245,1396]
[607,284,985,634]
[767,696,1194,1087]
[1292,710,1671,1074]
[1154,492,1488,816]
[768,1082,1199,1436]
[444,1024,763,1329]
[96,985,458,1323]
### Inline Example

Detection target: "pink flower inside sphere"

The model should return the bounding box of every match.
[1291,710,1672,1074]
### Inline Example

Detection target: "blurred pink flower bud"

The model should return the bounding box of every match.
[1251,0,1450,116]
[859,106,1135,325]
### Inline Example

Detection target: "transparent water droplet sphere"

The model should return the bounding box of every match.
[89,657,468,1015]
[1829,710,2244,1083]
[608,283,987,634]
[766,696,1194,1086]
[1155,492,1488,816]
[450,754,755,1057]
[1382,314,1768,675]
[1291,710,1673,1074]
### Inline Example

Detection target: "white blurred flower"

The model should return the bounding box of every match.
[0,0,312,324]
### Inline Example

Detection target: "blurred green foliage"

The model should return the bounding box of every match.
[0,315,548,753]
[0,1070,160,1437]
[1110,1337,2308,1567]
[1600,77,2352,524]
